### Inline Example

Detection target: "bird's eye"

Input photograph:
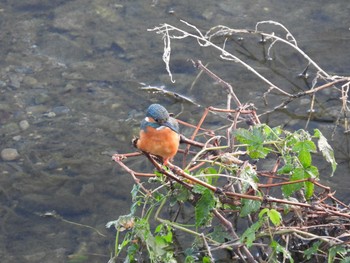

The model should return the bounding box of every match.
[154,118,159,122]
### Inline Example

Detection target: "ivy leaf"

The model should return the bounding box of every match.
[314,129,337,176]
[195,188,215,227]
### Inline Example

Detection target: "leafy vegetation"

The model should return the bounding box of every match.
[110,21,350,262]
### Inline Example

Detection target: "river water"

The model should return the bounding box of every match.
[0,0,349,262]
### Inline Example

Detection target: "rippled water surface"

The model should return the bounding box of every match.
[0,0,349,262]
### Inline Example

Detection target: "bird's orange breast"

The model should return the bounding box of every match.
[136,126,180,162]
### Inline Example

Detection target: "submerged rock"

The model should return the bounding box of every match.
[1,148,20,161]
[19,120,30,130]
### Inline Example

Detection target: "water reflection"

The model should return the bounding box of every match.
[0,0,349,262]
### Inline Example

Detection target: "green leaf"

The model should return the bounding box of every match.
[304,240,322,259]
[240,198,261,217]
[234,128,255,144]
[281,168,304,197]
[258,208,269,219]
[278,163,294,174]
[258,208,281,226]
[329,245,348,263]
[314,129,337,176]
[240,165,259,192]
[195,188,216,227]
[305,165,319,179]
[293,140,316,168]
[208,225,233,243]
[271,126,283,137]
[185,255,196,263]
[248,145,271,159]
[193,184,207,194]
[270,240,294,263]
[340,257,350,263]
[131,184,141,202]
[298,149,312,168]
[240,221,262,248]
[292,140,316,152]
[170,184,191,205]
[202,256,211,263]
[155,235,168,249]
[234,126,271,159]
[304,181,314,199]
[126,242,139,262]
[153,191,165,202]
[267,209,282,226]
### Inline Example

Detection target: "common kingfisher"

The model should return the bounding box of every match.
[135,104,180,165]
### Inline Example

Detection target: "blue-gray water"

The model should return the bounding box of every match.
[0,1,349,262]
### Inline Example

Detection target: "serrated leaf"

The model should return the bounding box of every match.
[240,221,262,248]
[240,165,259,192]
[281,168,304,197]
[240,198,261,217]
[298,149,312,168]
[277,163,294,174]
[267,209,282,226]
[208,225,233,243]
[304,241,322,260]
[272,126,283,136]
[329,245,348,263]
[131,184,141,202]
[234,128,256,144]
[305,165,319,179]
[200,167,218,185]
[171,186,191,205]
[293,140,316,168]
[195,188,215,227]
[248,144,271,159]
[293,140,316,152]
[202,256,211,263]
[234,127,271,159]
[314,129,337,176]
[304,181,314,199]
[192,184,207,194]
[258,207,269,219]
[270,240,294,263]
